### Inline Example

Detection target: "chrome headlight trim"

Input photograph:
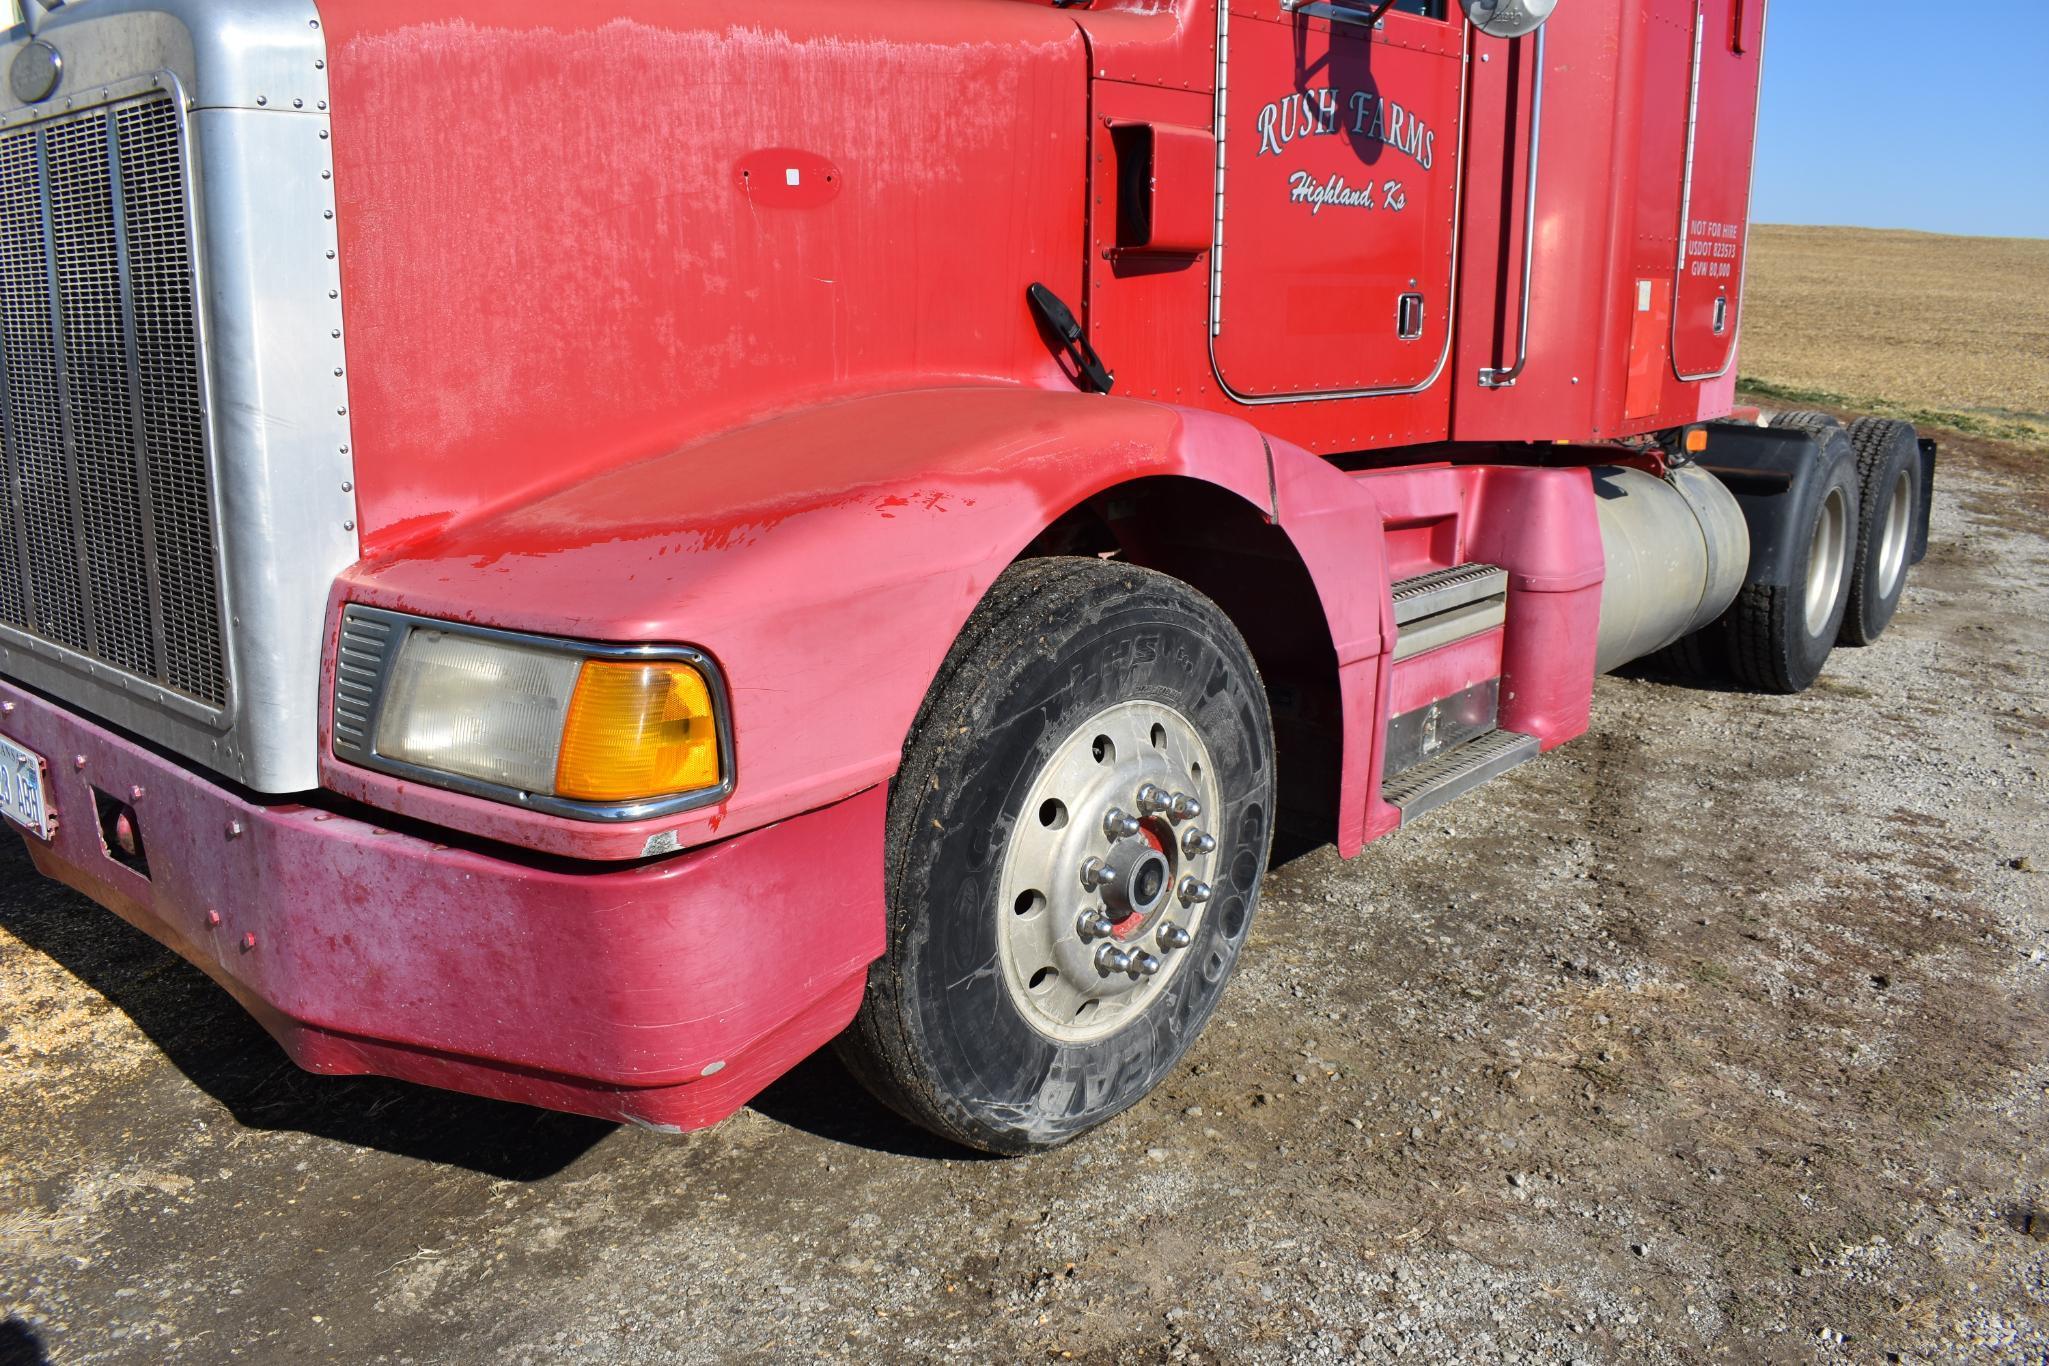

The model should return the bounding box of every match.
[332,605,737,824]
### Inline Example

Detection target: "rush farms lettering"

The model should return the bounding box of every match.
[1255,87,1436,170]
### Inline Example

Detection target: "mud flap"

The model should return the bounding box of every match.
[1913,437,1939,565]
[1696,423,1835,590]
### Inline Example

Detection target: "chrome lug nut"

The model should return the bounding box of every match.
[1094,944,1133,974]
[1130,951,1162,978]
[1168,792,1202,823]
[1179,876,1212,906]
[1157,921,1193,950]
[1181,827,1216,857]
[1080,856,1120,891]
[1103,807,1141,840]
[1135,782,1169,815]
[1077,908,1116,941]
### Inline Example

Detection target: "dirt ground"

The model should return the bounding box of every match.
[3,420,2047,1364]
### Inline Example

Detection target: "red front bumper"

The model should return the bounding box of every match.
[1,680,885,1132]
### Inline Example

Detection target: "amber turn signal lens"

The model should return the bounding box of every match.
[554,660,721,803]
[1685,428,1710,454]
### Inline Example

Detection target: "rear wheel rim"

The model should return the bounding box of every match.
[996,699,1222,1044]
[1804,486,1849,636]
[1876,468,1913,599]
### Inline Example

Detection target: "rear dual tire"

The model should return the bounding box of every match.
[1725,426,1861,694]
[1839,417,1921,647]
[1767,410,1920,646]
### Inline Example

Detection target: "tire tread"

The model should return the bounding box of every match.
[835,558,1085,1143]
[1721,428,1859,694]
[1772,410,1841,433]
[837,556,1269,1154]
[1724,580,1798,693]
[1839,417,1919,646]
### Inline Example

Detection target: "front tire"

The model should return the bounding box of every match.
[837,558,1276,1154]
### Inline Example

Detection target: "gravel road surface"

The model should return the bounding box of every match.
[3,425,2044,1364]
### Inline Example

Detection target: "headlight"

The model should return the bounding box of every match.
[334,606,731,820]
[375,629,585,793]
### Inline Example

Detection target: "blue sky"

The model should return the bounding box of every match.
[1752,5,2049,238]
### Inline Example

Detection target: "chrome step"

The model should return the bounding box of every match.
[1391,563,1508,628]
[1382,728,1540,825]
[1394,598,1508,662]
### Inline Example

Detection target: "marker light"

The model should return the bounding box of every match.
[555,660,722,802]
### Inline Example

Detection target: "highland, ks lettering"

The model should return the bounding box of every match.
[1287,172,1408,215]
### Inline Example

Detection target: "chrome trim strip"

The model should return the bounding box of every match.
[1206,5,1472,405]
[1669,6,1708,374]
[1671,0,1768,384]
[1209,0,1230,338]
[194,97,358,785]
[334,606,741,826]
[1477,26,1545,389]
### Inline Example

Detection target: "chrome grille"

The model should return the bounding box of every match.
[0,93,224,709]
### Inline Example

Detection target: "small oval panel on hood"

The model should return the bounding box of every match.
[734,148,843,208]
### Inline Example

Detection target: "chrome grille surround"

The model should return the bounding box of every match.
[0,3,361,793]
[0,83,228,711]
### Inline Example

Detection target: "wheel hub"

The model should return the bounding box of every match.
[996,699,1222,1043]
[1804,484,1850,637]
[1101,834,1171,930]
[1877,468,1912,598]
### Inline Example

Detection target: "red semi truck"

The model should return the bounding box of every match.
[0,0,1934,1153]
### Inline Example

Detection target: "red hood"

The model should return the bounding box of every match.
[321,0,1089,554]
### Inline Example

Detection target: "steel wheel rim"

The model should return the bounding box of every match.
[996,699,1222,1044]
[1804,486,1849,636]
[1877,469,1913,599]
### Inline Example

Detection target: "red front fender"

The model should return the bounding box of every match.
[325,387,1386,861]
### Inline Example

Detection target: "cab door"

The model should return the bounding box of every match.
[1671,0,1767,381]
[1212,0,1466,402]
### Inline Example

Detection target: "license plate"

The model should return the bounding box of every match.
[0,731,53,840]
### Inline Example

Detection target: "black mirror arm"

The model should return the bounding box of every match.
[1026,283,1116,396]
